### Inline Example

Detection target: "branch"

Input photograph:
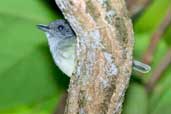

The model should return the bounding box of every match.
[126,0,153,20]
[143,8,171,64]
[54,92,67,114]
[55,0,134,114]
[146,49,171,92]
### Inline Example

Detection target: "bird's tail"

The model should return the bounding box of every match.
[133,60,151,74]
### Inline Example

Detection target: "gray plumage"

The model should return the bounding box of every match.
[37,20,75,76]
[37,19,151,77]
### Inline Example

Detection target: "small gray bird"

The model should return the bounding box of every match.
[37,19,151,77]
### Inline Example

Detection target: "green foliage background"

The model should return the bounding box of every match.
[0,0,170,114]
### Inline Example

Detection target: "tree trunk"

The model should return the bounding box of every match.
[55,0,134,114]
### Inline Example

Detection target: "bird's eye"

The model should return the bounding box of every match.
[58,25,64,31]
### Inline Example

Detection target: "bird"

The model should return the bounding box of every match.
[37,19,151,77]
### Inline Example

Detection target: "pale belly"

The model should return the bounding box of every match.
[51,44,75,77]
[48,37,76,77]
[56,55,75,76]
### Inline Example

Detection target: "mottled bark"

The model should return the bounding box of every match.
[55,0,134,114]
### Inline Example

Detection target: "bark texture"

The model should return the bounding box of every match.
[55,0,134,114]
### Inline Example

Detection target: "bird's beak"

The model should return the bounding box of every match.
[37,24,50,32]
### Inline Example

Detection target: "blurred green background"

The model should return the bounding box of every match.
[0,0,170,114]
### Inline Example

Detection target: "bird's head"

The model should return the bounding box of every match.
[37,19,75,40]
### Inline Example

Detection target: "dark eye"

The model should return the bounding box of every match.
[58,25,64,31]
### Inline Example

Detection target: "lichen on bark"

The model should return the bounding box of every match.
[55,0,134,114]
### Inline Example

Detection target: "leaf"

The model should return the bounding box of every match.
[149,67,171,114]
[122,82,148,114]
[0,0,68,110]
[150,86,171,114]
[134,0,170,33]
[0,0,62,23]
[0,95,62,114]
[164,26,171,46]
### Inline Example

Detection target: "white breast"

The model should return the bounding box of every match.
[56,53,75,76]
[47,34,76,77]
